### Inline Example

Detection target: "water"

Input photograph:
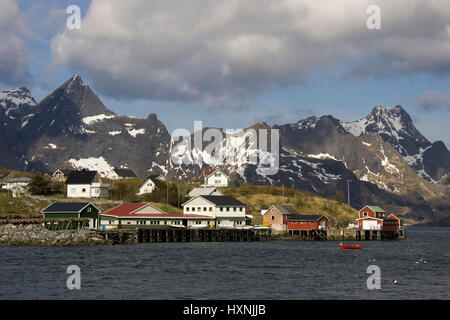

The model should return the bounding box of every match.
[0,228,449,299]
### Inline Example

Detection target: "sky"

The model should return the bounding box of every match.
[1,0,450,147]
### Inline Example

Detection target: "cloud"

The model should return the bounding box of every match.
[419,91,450,111]
[0,0,33,86]
[50,0,450,107]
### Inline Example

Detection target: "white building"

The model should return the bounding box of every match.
[182,195,247,227]
[2,177,32,197]
[202,169,229,187]
[105,168,138,180]
[187,187,222,198]
[137,175,162,195]
[65,170,109,198]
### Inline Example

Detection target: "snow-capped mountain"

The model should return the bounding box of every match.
[0,75,448,223]
[340,106,449,183]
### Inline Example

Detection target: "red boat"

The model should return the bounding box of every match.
[340,242,363,249]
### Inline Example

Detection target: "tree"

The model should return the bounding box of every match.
[29,174,52,195]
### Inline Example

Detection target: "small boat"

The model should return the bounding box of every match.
[340,242,363,249]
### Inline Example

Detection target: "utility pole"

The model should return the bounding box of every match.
[166,181,169,204]
[177,183,180,208]
[347,179,351,208]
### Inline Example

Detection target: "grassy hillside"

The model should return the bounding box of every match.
[220,185,358,226]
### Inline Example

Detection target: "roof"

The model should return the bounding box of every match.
[5,177,32,183]
[198,195,245,206]
[65,171,98,184]
[364,205,386,213]
[270,205,298,215]
[53,169,73,176]
[188,187,222,197]
[203,169,229,179]
[146,175,164,181]
[42,202,95,213]
[288,214,326,222]
[101,202,209,219]
[0,172,12,180]
[112,168,138,178]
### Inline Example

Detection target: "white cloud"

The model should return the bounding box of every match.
[51,0,450,107]
[0,0,33,86]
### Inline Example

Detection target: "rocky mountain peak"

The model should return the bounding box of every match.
[0,87,36,109]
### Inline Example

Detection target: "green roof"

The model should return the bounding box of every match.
[366,205,385,212]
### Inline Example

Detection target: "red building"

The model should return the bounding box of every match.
[357,206,401,232]
[263,205,328,236]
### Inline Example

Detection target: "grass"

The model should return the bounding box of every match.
[220,185,358,226]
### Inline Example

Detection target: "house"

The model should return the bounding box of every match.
[357,205,387,230]
[52,169,73,182]
[202,169,229,187]
[1,177,32,197]
[262,205,328,235]
[137,175,162,195]
[99,202,212,230]
[187,187,222,198]
[0,172,13,182]
[105,168,138,180]
[65,170,110,198]
[182,195,249,227]
[42,202,101,229]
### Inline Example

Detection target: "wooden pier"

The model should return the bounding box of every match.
[96,228,271,245]
[327,227,407,241]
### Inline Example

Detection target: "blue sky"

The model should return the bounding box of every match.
[2,0,450,147]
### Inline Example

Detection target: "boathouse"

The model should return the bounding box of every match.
[263,205,329,236]
[42,202,101,229]
[99,202,212,230]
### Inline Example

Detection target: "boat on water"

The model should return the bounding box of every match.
[340,242,363,249]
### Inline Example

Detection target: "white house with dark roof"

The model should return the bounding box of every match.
[65,170,109,198]
[137,175,164,195]
[202,169,229,187]
[105,168,138,180]
[182,195,248,227]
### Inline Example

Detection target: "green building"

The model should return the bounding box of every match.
[42,202,101,229]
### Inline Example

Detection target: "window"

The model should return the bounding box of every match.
[209,207,212,212]
[233,207,237,212]
[226,207,230,212]
[302,221,306,224]
[271,215,275,220]
[239,208,243,212]
[186,207,189,212]
[198,207,201,212]
[220,207,223,212]
[82,188,86,193]
[191,207,195,212]
[203,207,207,212]
[87,207,91,212]
[363,212,368,217]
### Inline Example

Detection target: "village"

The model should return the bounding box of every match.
[0,167,406,244]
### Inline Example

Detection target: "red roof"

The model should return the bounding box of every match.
[203,169,216,176]
[101,203,210,219]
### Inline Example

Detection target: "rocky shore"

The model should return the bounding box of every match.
[0,224,112,246]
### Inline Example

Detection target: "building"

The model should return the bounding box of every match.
[137,175,162,195]
[52,169,73,182]
[262,205,328,235]
[99,202,212,230]
[182,195,249,227]
[1,177,32,197]
[105,168,138,180]
[202,169,229,187]
[187,187,222,198]
[65,170,110,198]
[42,202,101,229]
[357,205,387,230]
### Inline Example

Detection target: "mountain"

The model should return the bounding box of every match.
[0,75,448,224]
[340,106,450,183]
[9,75,172,176]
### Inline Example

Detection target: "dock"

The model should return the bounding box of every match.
[326,227,407,241]
[96,228,271,245]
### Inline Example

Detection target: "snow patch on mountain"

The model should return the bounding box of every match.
[127,128,145,137]
[67,156,113,177]
[82,114,115,125]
